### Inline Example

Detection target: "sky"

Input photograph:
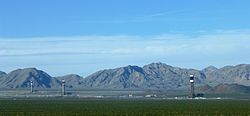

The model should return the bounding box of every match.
[0,0,250,77]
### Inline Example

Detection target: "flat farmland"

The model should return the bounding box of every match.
[0,99,250,116]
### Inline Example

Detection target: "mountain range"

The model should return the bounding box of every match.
[1,62,250,93]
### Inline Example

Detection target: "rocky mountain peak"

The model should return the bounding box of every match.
[0,71,6,76]
[0,68,59,88]
[117,65,144,75]
[202,65,218,72]
[0,71,6,82]
[143,62,173,70]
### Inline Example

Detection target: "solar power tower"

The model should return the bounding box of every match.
[30,80,33,93]
[189,75,195,98]
[61,79,66,96]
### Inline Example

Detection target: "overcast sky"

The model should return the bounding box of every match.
[0,0,250,76]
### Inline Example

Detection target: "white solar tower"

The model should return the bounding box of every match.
[61,79,65,96]
[30,80,33,93]
[189,75,195,98]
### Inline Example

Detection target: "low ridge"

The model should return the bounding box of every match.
[0,63,250,93]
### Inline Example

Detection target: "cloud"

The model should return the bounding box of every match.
[0,30,250,57]
[0,29,250,76]
[72,10,189,24]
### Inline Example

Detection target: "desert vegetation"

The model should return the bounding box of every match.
[0,99,250,116]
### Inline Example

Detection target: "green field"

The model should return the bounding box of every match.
[0,99,250,116]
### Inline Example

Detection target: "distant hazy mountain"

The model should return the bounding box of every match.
[1,63,250,92]
[213,83,250,94]
[202,64,250,86]
[0,71,6,77]
[143,63,206,89]
[83,65,150,89]
[0,68,60,88]
[82,63,250,90]
[0,71,6,82]
[0,71,6,76]
[198,84,250,94]
[83,63,206,90]
[55,74,83,88]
